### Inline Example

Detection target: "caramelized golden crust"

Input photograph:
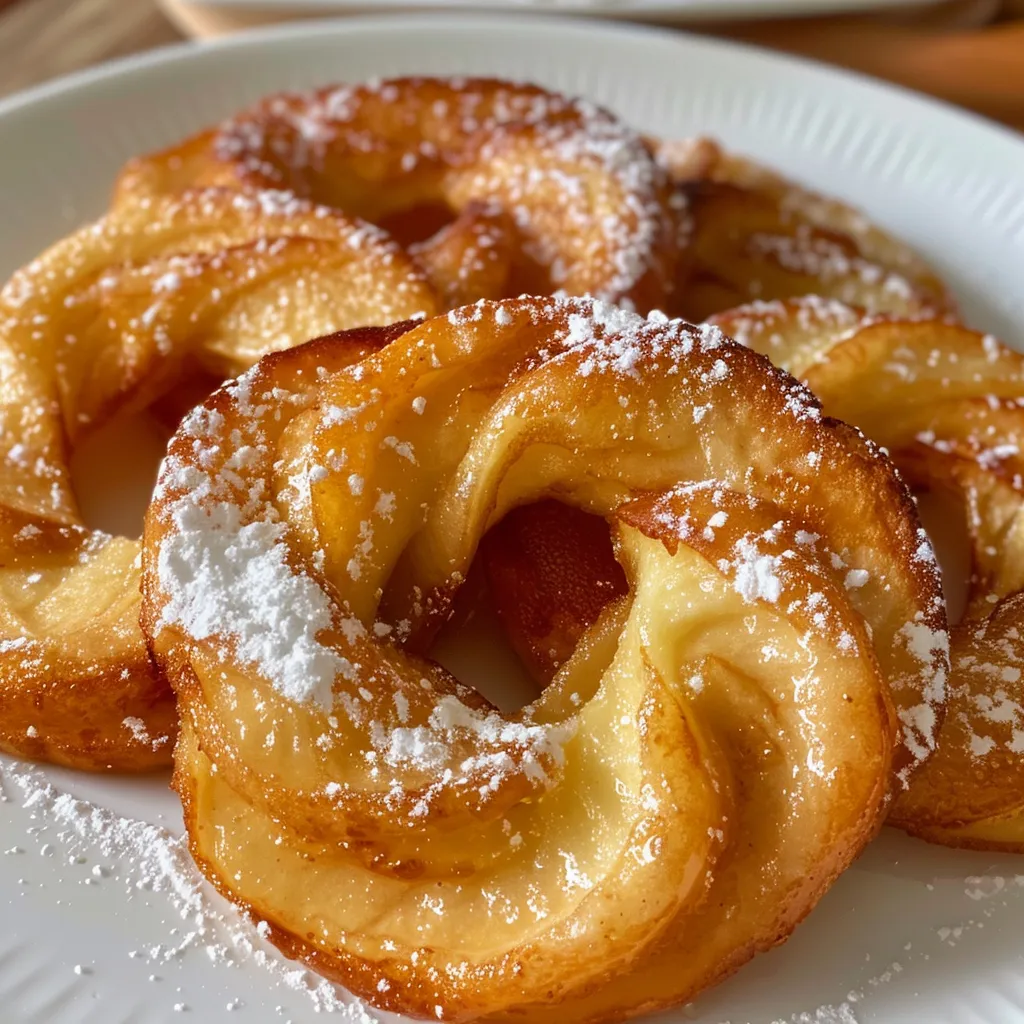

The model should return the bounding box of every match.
[712,297,1024,849]
[0,191,437,771]
[144,297,943,1021]
[654,137,954,321]
[115,77,683,313]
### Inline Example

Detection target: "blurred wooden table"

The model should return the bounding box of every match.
[1,0,1022,131]
[0,0,182,98]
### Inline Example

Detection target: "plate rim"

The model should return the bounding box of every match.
[0,9,1021,163]
[157,0,944,22]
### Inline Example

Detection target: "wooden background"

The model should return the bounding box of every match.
[0,0,181,97]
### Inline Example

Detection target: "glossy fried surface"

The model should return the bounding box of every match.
[655,137,953,321]
[0,189,437,771]
[144,297,944,1021]
[116,77,684,314]
[713,297,1024,849]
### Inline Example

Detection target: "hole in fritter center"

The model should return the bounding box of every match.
[431,489,973,713]
[376,202,457,247]
[70,410,172,539]
[429,561,541,713]
[377,200,556,300]
[429,500,625,712]
[69,372,223,539]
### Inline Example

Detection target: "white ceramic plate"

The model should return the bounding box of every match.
[2,14,1024,1024]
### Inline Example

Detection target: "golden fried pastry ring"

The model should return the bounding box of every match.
[654,136,954,321]
[115,77,681,312]
[143,296,945,1021]
[0,188,439,771]
[710,297,1024,850]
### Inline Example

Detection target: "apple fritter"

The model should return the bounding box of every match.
[143,297,945,1021]
[713,297,1024,850]
[654,136,953,321]
[115,77,685,315]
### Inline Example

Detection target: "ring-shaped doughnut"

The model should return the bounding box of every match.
[115,77,683,313]
[143,296,946,1020]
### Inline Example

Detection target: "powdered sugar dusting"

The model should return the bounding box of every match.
[748,228,919,310]
[212,77,672,304]
[895,614,949,771]
[122,716,172,752]
[157,503,355,709]
[729,536,784,604]
[155,389,356,710]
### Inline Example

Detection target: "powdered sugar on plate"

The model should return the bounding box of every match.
[7,754,1024,1024]
[0,756,384,1021]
